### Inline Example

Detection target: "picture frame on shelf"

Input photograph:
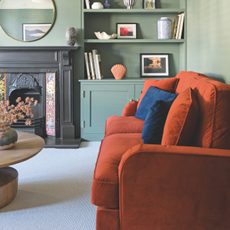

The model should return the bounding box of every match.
[22,23,51,41]
[116,23,137,39]
[140,53,170,77]
[144,0,155,9]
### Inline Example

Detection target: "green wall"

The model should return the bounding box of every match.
[0,0,229,137]
[0,0,83,137]
[0,9,53,41]
[187,0,230,84]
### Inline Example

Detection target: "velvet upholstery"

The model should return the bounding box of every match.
[142,100,174,144]
[135,86,177,120]
[161,87,199,146]
[175,71,230,149]
[92,71,230,230]
[122,100,138,116]
[137,77,179,109]
[104,116,144,137]
[91,133,143,208]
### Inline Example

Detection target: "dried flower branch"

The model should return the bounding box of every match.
[0,97,37,138]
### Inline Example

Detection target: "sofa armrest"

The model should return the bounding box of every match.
[118,144,230,230]
[122,101,138,116]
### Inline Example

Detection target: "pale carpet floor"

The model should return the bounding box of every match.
[0,141,101,230]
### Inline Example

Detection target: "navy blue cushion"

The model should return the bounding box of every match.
[142,100,174,144]
[135,86,178,120]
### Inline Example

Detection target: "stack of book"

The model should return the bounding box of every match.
[171,13,185,39]
[84,49,103,80]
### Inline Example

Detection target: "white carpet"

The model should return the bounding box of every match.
[0,142,101,230]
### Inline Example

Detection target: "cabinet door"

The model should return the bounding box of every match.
[81,83,134,141]
[134,83,144,100]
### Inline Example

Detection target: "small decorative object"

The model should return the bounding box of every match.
[111,64,127,80]
[91,2,104,9]
[123,0,136,9]
[144,0,155,9]
[116,23,137,39]
[65,27,77,46]
[104,0,110,9]
[140,53,170,77]
[0,97,37,150]
[94,32,117,40]
[158,17,172,39]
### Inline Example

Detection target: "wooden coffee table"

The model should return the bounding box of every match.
[0,131,45,208]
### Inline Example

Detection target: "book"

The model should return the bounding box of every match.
[175,14,181,39]
[95,54,103,80]
[171,16,178,39]
[84,52,91,80]
[88,52,96,80]
[92,49,100,79]
[177,13,185,39]
[85,0,90,9]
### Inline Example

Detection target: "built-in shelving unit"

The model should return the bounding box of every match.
[80,0,187,140]
[82,0,187,79]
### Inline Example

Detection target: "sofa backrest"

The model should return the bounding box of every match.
[175,71,230,149]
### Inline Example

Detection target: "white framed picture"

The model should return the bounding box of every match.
[140,53,170,77]
[116,23,137,39]
[144,0,155,9]
[23,24,51,41]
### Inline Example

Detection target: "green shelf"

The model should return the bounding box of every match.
[84,39,185,43]
[83,9,185,13]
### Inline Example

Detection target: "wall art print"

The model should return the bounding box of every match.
[140,53,170,77]
[0,73,6,101]
[116,23,137,39]
[46,73,55,136]
[23,23,51,41]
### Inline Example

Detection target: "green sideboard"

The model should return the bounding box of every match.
[79,79,145,141]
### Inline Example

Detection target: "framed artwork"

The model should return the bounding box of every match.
[144,0,155,9]
[140,53,170,77]
[23,23,51,41]
[116,23,137,39]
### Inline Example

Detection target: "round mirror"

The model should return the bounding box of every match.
[0,0,56,42]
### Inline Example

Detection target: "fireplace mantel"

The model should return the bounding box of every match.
[0,46,81,148]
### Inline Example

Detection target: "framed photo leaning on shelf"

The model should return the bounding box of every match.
[144,0,155,9]
[116,23,137,39]
[140,53,170,77]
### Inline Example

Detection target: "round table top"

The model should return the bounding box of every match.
[0,131,45,168]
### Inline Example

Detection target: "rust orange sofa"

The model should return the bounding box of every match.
[91,71,230,230]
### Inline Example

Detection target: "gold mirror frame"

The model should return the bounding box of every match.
[0,0,56,42]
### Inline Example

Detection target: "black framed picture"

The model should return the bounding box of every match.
[140,53,170,77]
[23,23,51,41]
[116,23,137,39]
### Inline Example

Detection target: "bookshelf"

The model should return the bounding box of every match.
[80,0,187,140]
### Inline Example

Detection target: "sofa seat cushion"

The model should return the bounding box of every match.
[104,116,144,137]
[175,71,230,149]
[91,133,143,208]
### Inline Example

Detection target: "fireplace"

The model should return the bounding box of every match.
[0,46,80,148]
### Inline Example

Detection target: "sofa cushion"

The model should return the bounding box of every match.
[104,116,144,137]
[142,100,174,144]
[135,86,178,120]
[91,133,143,208]
[137,78,179,109]
[175,71,230,149]
[161,88,199,146]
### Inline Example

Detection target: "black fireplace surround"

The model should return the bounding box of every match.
[0,46,80,148]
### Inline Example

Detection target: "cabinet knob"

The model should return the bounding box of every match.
[136,98,140,101]
[130,99,133,102]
